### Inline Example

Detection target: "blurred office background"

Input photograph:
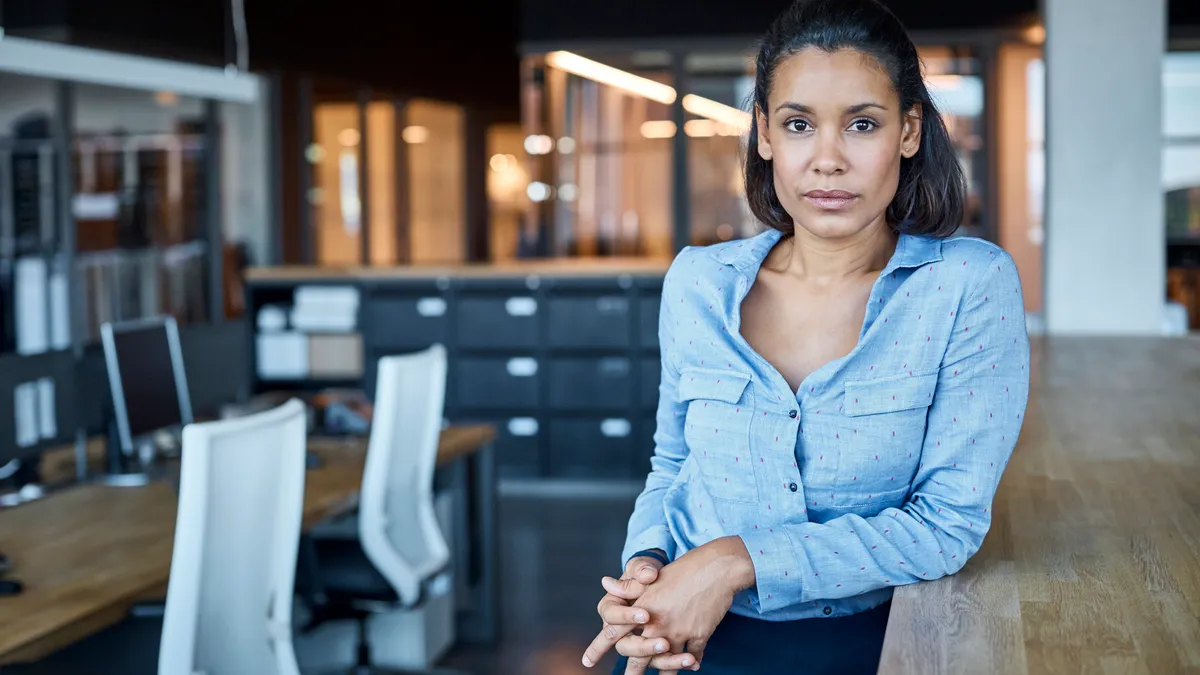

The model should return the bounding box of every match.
[0,0,1198,673]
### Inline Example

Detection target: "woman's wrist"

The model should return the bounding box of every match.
[706,536,757,593]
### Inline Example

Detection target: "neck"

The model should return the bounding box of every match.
[775,220,897,286]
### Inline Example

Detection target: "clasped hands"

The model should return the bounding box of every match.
[582,536,756,674]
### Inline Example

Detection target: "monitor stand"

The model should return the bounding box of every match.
[94,419,156,488]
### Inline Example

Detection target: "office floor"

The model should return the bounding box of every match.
[442,494,636,675]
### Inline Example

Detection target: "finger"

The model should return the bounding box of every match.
[624,556,664,584]
[582,622,639,669]
[602,575,647,601]
[623,655,652,675]
[648,651,697,673]
[614,634,672,658]
[685,636,707,671]
[599,602,649,627]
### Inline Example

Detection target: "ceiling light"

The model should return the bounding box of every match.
[546,51,677,105]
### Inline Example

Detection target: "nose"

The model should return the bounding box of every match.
[811,129,847,175]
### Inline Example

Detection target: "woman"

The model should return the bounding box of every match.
[581,1,1031,673]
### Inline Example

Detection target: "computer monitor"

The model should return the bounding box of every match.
[101,316,193,456]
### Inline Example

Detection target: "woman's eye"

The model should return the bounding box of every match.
[850,119,878,132]
[787,119,812,133]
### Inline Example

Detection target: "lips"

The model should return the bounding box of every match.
[804,189,857,211]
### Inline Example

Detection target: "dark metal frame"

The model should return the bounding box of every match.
[394,98,412,264]
[203,99,225,323]
[357,88,372,265]
[670,51,692,254]
[298,77,315,264]
[267,73,285,265]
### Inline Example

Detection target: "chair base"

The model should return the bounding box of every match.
[295,581,455,673]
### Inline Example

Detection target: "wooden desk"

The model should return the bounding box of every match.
[0,425,496,665]
[879,337,1200,674]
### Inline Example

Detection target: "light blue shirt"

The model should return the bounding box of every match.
[622,228,1030,621]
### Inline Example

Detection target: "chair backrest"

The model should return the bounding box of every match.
[358,343,449,606]
[158,398,308,675]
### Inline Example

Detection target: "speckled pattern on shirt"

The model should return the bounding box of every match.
[622,228,1031,621]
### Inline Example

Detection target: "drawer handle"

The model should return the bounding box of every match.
[416,297,447,317]
[506,358,538,377]
[601,419,632,438]
[599,358,631,375]
[597,297,630,314]
[507,418,539,436]
[505,297,538,317]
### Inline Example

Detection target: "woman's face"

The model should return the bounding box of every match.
[756,47,921,240]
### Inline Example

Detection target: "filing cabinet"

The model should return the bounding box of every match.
[247,269,671,482]
[454,357,540,410]
[639,297,661,349]
[459,416,543,479]
[361,292,449,351]
[639,356,661,409]
[547,296,632,349]
[548,357,633,411]
[548,418,636,479]
[456,296,539,351]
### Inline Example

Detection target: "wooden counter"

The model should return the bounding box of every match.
[245,258,672,282]
[879,336,1200,674]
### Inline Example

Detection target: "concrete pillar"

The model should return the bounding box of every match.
[1044,0,1166,334]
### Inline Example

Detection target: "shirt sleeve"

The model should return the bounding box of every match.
[738,252,1031,614]
[621,253,691,567]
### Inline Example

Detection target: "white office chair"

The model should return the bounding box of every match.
[297,344,454,672]
[158,399,308,675]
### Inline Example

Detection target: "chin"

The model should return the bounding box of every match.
[793,209,876,240]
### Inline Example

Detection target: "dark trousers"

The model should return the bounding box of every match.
[611,601,890,675]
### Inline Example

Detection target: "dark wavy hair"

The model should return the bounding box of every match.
[745,0,965,237]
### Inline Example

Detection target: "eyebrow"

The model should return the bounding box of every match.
[773,102,889,115]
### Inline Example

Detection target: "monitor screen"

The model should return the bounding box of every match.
[104,319,190,444]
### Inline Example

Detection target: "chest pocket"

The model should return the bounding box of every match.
[835,371,937,506]
[679,368,759,503]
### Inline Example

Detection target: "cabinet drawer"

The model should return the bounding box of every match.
[458,416,542,479]
[547,418,635,479]
[362,295,449,350]
[639,356,662,409]
[632,416,658,476]
[639,297,661,349]
[457,296,539,350]
[454,357,540,410]
[549,357,632,411]
[547,296,632,349]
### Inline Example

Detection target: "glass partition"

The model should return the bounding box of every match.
[308,90,466,266]
[516,51,675,260]
[1165,52,1200,240]
[71,83,211,341]
[920,47,987,239]
[685,51,756,248]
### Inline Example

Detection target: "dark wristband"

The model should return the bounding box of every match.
[629,549,670,568]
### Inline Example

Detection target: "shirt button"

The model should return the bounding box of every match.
[789,409,798,419]
[789,482,798,492]
[823,606,833,616]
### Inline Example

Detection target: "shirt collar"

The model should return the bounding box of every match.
[714,228,943,277]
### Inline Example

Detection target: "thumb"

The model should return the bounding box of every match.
[629,557,664,584]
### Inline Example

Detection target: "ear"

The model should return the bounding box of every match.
[755,104,773,161]
[900,104,922,159]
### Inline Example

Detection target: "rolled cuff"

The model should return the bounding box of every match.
[621,525,677,569]
[737,529,807,614]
